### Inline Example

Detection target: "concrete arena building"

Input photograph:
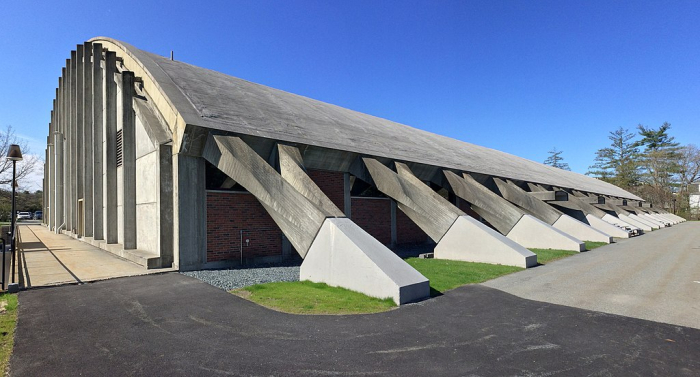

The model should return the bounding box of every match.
[41,38,684,304]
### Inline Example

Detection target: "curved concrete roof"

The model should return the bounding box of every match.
[90,37,641,200]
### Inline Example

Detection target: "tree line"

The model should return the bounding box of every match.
[544,123,699,217]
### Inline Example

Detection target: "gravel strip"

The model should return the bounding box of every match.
[182,266,300,291]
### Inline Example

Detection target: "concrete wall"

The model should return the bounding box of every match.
[135,116,159,254]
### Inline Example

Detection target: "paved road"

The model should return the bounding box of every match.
[484,221,700,329]
[11,273,700,376]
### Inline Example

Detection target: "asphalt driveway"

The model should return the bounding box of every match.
[10,273,700,376]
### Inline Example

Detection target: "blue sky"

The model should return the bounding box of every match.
[1,0,698,191]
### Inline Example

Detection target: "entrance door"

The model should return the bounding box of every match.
[77,199,84,237]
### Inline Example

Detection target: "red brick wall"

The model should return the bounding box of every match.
[396,209,429,244]
[351,198,392,244]
[206,192,283,263]
[307,169,345,212]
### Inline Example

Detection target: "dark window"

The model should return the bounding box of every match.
[205,161,248,192]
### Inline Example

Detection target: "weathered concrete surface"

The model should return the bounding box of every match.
[446,172,584,251]
[278,144,344,217]
[203,134,328,257]
[88,37,643,201]
[585,214,630,238]
[11,273,700,376]
[364,159,463,242]
[485,222,700,329]
[507,215,585,252]
[551,215,612,244]
[495,178,611,243]
[434,216,537,267]
[301,218,429,305]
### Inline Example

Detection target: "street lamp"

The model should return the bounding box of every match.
[6,144,22,292]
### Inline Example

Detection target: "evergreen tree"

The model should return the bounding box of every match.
[544,148,570,170]
[587,127,641,189]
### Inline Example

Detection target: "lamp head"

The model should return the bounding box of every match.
[7,144,22,161]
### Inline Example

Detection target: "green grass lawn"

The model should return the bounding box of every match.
[585,241,607,250]
[529,248,578,264]
[405,258,523,295]
[233,281,396,315]
[0,293,18,376]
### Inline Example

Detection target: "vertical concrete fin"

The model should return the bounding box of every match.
[202,134,328,257]
[301,218,430,305]
[104,51,118,243]
[363,158,462,242]
[92,42,104,240]
[121,71,137,249]
[277,144,344,218]
[83,41,94,237]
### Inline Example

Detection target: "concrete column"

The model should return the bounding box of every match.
[343,172,351,217]
[54,131,64,233]
[158,144,174,267]
[121,71,137,250]
[76,45,84,234]
[92,43,104,240]
[69,53,77,233]
[173,153,207,270]
[83,42,94,237]
[104,51,118,243]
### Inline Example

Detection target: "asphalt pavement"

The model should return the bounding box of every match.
[10,272,700,376]
[484,221,700,329]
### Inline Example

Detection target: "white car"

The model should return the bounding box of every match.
[17,212,31,221]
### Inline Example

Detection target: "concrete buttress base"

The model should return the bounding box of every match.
[552,215,613,244]
[506,215,585,252]
[585,214,629,238]
[300,218,430,305]
[434,216,537,268]
[601,214,642,233]
[619,214,653,231]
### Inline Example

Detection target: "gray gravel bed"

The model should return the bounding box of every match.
[182,266,300,291]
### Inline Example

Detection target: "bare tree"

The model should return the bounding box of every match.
[0,125,39,187]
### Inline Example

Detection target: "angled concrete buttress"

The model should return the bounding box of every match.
[595,199,657,231]
[567,189,645,233]
[202,136,429,304]
[363,158,536,267]
[494,178,612,243]
[444,172,585,251]
[528,183,632,238]
[622,206,669,227]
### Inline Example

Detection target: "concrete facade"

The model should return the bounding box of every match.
[42,37,675,304]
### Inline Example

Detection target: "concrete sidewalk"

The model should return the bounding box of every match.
[17,224,172,288]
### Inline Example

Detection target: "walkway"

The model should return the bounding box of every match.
[10,273,700,376]
[485,221,700,329]
[17,224,169,288]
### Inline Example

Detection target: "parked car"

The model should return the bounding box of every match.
[34,211,43,220]
[17,212,31,221]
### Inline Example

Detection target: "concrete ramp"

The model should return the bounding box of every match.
[301,218,430,305]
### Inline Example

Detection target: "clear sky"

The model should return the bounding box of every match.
[1,0,698,191]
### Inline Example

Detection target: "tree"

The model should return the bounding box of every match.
[0,125,39,187]
[587,127,641,189]
[635,122,680,206]
[675,144,700,214]
[544,148,571,170]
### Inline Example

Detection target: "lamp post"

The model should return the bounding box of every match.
[6,144,22,292]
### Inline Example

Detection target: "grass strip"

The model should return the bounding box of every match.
[233,281,396,315]
[585,241,607,250]
[0,293,18,375]
[405,258,523,295]
[529,248,578,264]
